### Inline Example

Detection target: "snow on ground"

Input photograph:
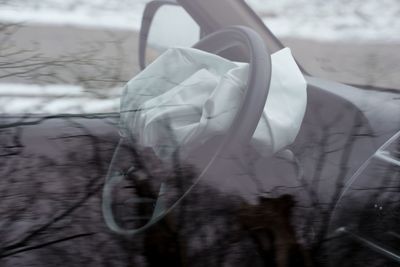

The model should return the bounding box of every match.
[0,0,398,113]
[0,0,399,42]
[246,0,400,42]
[0,0,147,30]
[0,83,122,113]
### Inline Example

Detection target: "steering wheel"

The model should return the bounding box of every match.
[102,25,272,235]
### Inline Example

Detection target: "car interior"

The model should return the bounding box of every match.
[1,0,399,266]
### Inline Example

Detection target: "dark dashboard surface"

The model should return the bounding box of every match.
[1,82,399,266]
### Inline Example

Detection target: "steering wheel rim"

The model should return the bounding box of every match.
[193,25,271,153]
[102,25,271,235]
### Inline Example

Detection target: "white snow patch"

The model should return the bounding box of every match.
[245,0,400,42]
[0,0,398,41]
[0,0,148,30]
[0,8,143,30]
[0,83,122,114]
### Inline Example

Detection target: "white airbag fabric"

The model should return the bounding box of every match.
[120,47,307,158]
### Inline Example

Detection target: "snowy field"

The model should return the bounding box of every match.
[247,0,400,42]
[0,84,122,113]
[0,0,399,113]
[0,0,399,42]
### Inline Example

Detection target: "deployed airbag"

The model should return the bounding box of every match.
[120,47,307,159]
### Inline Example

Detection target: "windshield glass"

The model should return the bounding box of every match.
[245,0,400,90]
[0,0,149,114]
[0,1,399,266]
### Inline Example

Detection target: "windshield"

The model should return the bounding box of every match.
[0,0,149,114]
[0,1,399,266]
[245,0,400,90]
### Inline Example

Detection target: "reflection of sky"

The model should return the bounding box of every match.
[0,0,399,41]
[147,6,200,48]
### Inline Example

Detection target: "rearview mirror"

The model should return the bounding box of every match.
[139,1,201,69]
